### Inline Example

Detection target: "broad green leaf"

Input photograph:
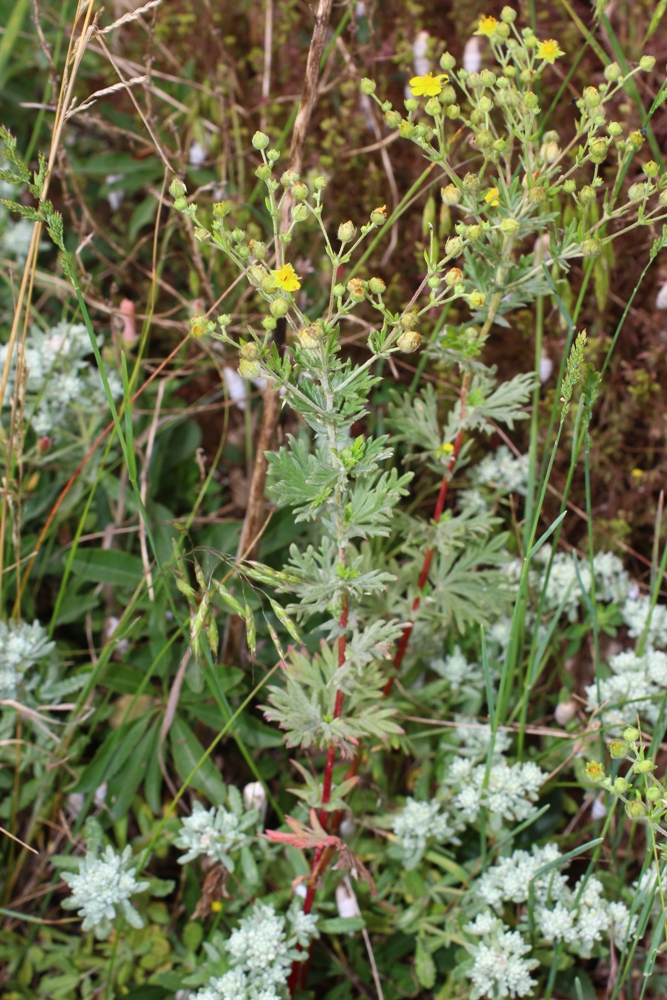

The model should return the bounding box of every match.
[170,717,226,804]
[69,548,145,588]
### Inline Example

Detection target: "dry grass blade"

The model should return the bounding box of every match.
[95,0,162,35]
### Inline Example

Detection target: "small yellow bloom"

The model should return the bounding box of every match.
[631,468,644,479]
[210,901,223,913]
[441,442,454,454]
[409,72,449,98]
[484,187,500,207]
[476,14,499,38]
[272,263,301,292]
[536,38,564,64]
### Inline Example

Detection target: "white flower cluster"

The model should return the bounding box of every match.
[465,913,538,999]
[465,844,636,997]
[469,445,529,496]
[194,903,318,1000]
[442,756,545,832]
[392,733,545,867]
[531,548,631,622]
[0,321,121,438]
[0,619,54,702]
[430,645,485,697]
[585,647,667,728]
[61,845,148,939]
[174,790,259,872]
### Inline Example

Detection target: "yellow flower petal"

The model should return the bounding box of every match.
[475,14,499,38]
[409,72,449,98]
[272,263,301,292]
[484,186,500,207]
[536,38,564,64]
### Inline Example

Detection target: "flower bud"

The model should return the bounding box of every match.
[427,275,441,289]
[267,148,280,163]
[497,21,510,38]
[425,98,441,117]
[441,184,461,207]
[500,4,517,20]
[445,236,464,258]
[347,277,366,300]
[529,186,546,205]
[190,314,213,339]
[628,129,645,148]
[384,109,402,128]
[563,179,576,194]
[466,224,482,241]
[608,121,623,137]
[462,173,480,193]
[243,781,268,819]
[440,85,457,105]
[583,86,601,107]
[280,169,300,188]
[467,290,486,308]
[445,267,463,286]
[640,55,656,72]
[396,329,421,353]
[333,283,345,297]
[298,323,324,349]
[400,120,416,138]
[643,160,660,178]
[588,137,610,163]
[290,182,308,201]
[623,726,640,742]
[261,274,278,294]
[613,776,632,794]
[270,297,289,318]
[255,163,272,180]
[523,92,539,110]
[647,786,662,802]
[477,96,494,114]
[404,97,419,112]
[632,757,656,774]
[360,77,376,94]
[239,358,262,380]
[609,740,628,759]
[446,104,461,119]
[579,185,596,203]
[540,140,560,163]
[249,239,267,260]
[240,342,259,361]
[475,129,494,150]
[585,761,605,782]
[628,182,647,202]
[247,264,265,285]
[338,220,358,243]
[626,799,646,820]
[500,217,520,235]
[604,62,622,82]
[368,276,386,295]
[291,203,308,223]
[659,190,667,207]
[481,69,496,86]
[440,52,456,71]
[400,311,419,330]
[314,175,328,190]
[262,316,276,331]
[173,196,188,212]
[169,177,187,199]
[370,205,388,226]
[581,238,601,258]
[252,131,270,150]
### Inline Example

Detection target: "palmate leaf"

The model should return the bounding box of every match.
[464,370,535,432]
[421,532,513,634]
[387,383,443,456]
[339,467,413,541]
[267,434,341,519]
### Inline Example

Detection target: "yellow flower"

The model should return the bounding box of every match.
[475,14,499,37]
[631,468,643,479]
[272,263,301,292]
[484,187,500,207]
[409,72,449,98]
[536,38,564,64]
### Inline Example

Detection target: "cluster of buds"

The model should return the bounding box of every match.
[586,726,666,823]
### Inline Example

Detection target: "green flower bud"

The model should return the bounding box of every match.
[425,97,442,117]
[240,342,259,361]
[280,169,299,187]
[585,761,605,782]
[247,264,265,285]
[370,205,388,226]
[262,316,276,331]
[368,276,386,295]
[291,203,308,222]
[609,740,628,759]
[338,220,357,243]
[478,96,494,114]
[314,175,328,190]
[239,358,262,380]
[252,131,270,150]
[270,297,289,318]
[528,186,546,205]
[481,69,497,86]
[427,275,441,289]
[396,329,421,353]
[659,190,667,206]
[446,104,461,119]
[588,136,610,163]
[626,799,646,820]
[333,283,346,297]
[470,109,484,126]
[291,181,309,200]
[493,138,507,153]
[190,315,213,339]
[644,160,660,178]
[563,179,576,194]
[523,92,539,110]
[540,140,560,163]
[298,323,324,349]
[194,227,208,242]
[628,129,645,148]
[584,86,601,107]
[581,238,602,258]
[623,726,640,742]
[604,62,622,82]
[497,76,509,90]
[445,267,463,286]
[399,120,417,138]
[467,290,486,308]
[231,228,245,244]
[579,185,596,203]
[440,85,457,105]
[633,757,656,774]
[404,97,419,112]
[441,184,461,206]
[360,77,376,94]
[500,4,517,20]
[249,239,267,260]
[504,64,517,77]
[646,786,662,802]
[612,777,631,794]
[347,277,366,300]
[628,182,647,202]
[169,177,187,199]
[267,148,280,163]
[173,197,188,212]
[608,121,623,137]
[463,173,480,193]
[466,224,482,242]
[640,55,656,72]
[440,52,456,71]
[400,311,419,330]
[476,130,494,150]
[384,109,402,128]
[261,274,278,294]
[255,163,272,180]
[445,236,464,258]
[500,217,520,235]
[496,21,511,38]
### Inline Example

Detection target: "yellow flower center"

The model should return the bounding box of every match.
[476,15,499,37]
[536,39,564,64]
